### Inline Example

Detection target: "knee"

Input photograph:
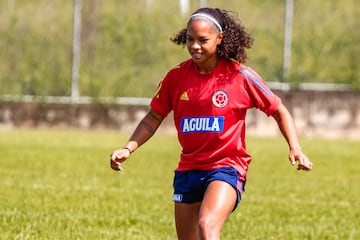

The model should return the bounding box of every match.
[198,217,209,233]
[198,217,219,239]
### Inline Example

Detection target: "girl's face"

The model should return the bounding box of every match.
[186,20,223,73]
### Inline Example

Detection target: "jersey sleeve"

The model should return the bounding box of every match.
[240,66,281,116]
[150,70,174,118]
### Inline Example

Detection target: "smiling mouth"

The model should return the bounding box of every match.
[191,52,202,59]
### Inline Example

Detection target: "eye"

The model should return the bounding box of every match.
[186,35,193,41]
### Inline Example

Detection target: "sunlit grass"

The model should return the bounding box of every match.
[0,130,359,239]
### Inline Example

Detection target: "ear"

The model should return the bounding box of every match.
[217,32,224,45]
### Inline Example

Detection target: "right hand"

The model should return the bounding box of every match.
[109,148,131,171]
[289,148,313,171]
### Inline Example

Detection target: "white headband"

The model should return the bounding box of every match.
[189,13,223,32]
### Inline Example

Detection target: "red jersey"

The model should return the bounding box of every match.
[150,58,281,178]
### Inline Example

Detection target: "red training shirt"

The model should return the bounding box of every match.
[150,58,281,178]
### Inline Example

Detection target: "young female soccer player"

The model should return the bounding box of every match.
[110,7,313,240]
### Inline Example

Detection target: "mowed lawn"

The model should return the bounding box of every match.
[0,129,359,239]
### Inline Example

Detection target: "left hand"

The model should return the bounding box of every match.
[289,148,313,171]
[109,148,131,171]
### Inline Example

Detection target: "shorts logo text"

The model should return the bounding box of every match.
[173,194,183,202]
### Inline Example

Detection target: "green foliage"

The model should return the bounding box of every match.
[289,0,360,86]
[0,0,359,97]
[0,130,359,239]
[0,1,73,96]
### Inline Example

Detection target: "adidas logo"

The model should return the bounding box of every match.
[180,92,189,100]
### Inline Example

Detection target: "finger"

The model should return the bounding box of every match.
[297,162,312,171]
[110,159,116,168]
[110,151,119,161]
[110,160,122,171]
[289,154,296,166]
[111,151,124,162]
[297,165,307,171]
[303,157,313,170]
[305,161,313,170]
[116,162,123,171]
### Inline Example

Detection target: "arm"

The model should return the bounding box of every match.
[110,108,164,171]
[271,104,313,171]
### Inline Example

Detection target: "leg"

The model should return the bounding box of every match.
[198,180,237,240]
[175,202,201,240]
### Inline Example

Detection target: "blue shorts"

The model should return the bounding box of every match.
[172,167,245,210]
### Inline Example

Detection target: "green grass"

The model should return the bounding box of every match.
[0,129,359,239]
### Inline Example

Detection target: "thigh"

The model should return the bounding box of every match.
[199,180,237,229]
[174,202,201,240]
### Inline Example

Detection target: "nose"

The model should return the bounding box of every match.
[190,41,201,50]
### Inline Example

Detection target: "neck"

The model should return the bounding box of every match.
[196,56,220,73]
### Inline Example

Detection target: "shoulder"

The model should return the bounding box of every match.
[160,59,193,90]
[217,58,243,75]
[237,64,269,89]
[238,64,262,80]
[238,64,276,98]
[167,59,193,75]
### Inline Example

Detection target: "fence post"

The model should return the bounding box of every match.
[180,0,190,15]
[199,0,207,8]
[71,0,82,99]
[282,0,293,80]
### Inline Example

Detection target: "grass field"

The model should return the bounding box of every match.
[0,129,359,239]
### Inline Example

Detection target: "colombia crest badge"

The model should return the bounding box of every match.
[212,90,228,108]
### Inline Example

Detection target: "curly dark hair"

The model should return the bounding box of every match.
[170,8,254,63]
